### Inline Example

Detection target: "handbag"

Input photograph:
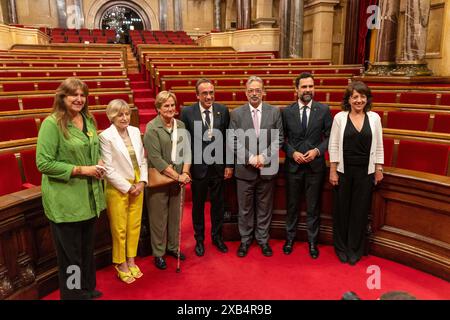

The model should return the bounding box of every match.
[148,167,176,188]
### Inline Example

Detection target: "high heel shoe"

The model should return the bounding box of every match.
[129,265,143,279]
[115,265,135,284]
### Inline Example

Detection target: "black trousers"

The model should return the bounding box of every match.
[332,165,373,260]
[191,166,225,242]
[285,167,324,243]
[50,217,97,300]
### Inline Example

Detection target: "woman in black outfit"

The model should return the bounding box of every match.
[328,81,384,265]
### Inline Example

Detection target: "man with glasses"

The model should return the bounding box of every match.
[180,78,232,257]
[228,76,284,258]
[281,72,332,259]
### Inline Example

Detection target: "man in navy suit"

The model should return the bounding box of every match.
[281,72,332,259]
[180,78,232,256]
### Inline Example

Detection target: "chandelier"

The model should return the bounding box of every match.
[103,6,126,33]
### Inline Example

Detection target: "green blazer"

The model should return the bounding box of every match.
[36,114,106,223]
[143,115,191,174]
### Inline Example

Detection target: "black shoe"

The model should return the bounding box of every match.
[195,241,205,257]
[154,256,167,270]
[309,243,319,259]
[212,239,228,253]
[348,256,360,266]
[88,290,103,299]
[237,242,250,257]
[336,251,348,263]
[283,240,294,255]
[166,250,186,261]
[260,243,273,257]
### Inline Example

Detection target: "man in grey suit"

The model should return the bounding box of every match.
[228,76,284,257]
[281,72,332,259]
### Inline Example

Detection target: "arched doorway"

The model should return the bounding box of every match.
[100,5,144,43]
[92,1,153,43]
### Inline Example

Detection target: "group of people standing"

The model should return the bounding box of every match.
[36,73,384,299]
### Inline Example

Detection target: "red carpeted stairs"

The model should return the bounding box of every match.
[128,72,157,132]
[43,200,450,300]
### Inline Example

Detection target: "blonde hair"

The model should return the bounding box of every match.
[106,99,130,122]
[155,90,177,111]
[51,77,94,138]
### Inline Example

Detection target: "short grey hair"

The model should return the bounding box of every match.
[105,99,130,122]
[246,76,264,89]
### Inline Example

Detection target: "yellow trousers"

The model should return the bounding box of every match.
[106,170,143,264]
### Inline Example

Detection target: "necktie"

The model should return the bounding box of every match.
[301,105,308,132]
[252,109,260,137]
[204,110,211,128]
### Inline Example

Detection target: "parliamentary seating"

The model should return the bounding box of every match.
[153,66,362,86]
[0,61,124,68]
[0,97,20,112]
[0,118,38,142]
[386,111,431,131]
[161,76,349,91]
[383,137,395,167]
[157,73,353,93]
[21,96,55,110]
[0,79,129,93]
[20,148,41,187]
[93,112,112,130]
[433,114,450,133]
[395,140,449,176]
[0,69,126,79]
[0,90,133,110]
[0,152,24,196]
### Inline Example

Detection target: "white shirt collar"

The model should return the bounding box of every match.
[298,99,312,109]
[249,103,262,113]
[199,103,213,114]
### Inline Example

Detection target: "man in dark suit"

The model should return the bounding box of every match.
[228,76,284,258]
[281,72,332,259]
[180,78,232,257]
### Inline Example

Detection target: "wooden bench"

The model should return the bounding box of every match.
[0,79,130,93]
[0,89,134,116]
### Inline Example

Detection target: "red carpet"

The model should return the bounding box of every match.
[43,201,450,300]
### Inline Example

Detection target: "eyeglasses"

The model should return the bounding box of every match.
[247,88,263,94]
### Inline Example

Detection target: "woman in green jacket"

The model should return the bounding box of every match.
[36,78,106,300]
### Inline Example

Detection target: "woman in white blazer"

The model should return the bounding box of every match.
[328,81,384,266]
[99,99,148,284]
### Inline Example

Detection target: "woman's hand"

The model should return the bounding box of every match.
[130,182,145,196]
[329,170,339,186]
[74,165,104,179]
[374,171,383,185]
[178,173,191,185]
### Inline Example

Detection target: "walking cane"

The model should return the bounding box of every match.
[176,184,185,273]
